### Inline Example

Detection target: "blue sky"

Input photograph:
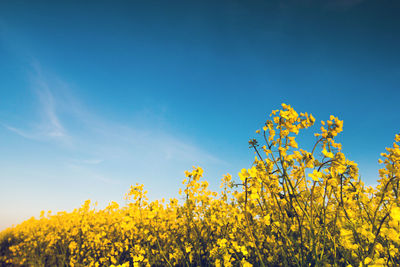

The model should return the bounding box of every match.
[0,0,399,230]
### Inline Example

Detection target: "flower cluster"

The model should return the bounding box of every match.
[1,104,399,266]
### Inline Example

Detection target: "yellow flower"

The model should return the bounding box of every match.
[5,104,400,267]
[309,170,323,181]
[391,206,400,222]
[241,258,252,267]
[264,214,271,226]
[322,148,334,158]
[238,168,249,182]
[364,257,372,265]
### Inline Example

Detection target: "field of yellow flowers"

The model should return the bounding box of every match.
[1,104,399,266]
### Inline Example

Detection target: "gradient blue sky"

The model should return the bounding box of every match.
[1,0,399,230]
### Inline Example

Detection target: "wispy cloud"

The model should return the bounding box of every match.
[33,78,66,139]
[4,61,225,186]
[4,63,71,145]
[3,124,36,139]
[64,162,120,185]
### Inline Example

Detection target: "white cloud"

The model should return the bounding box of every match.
[64,162,120,185]
[30,63,69,140]
[4,64,71,146]
[4,61,225,184]
[3,124,36,139]
[35,87,66,138]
